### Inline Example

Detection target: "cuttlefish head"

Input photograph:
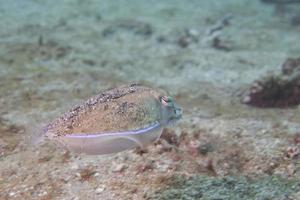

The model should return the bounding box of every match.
[159,95,182,126]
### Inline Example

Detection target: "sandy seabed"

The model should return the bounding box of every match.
[0,0,300,199]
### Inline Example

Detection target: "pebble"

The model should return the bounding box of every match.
[96,186,105,194]
[136,161,154,173]
[71,164,79,170]
[38,191,48,197]
[156,160,171,172]
[111,163,127,173]
[9,192,16,197]
[286,146,300,159]
[287,164,296,176]
[187,29,199,38]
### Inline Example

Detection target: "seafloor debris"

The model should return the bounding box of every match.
[207,13,234,51]
[111,163,128,173]
[261,0,300,25]
[102,19,153,38]
[282,57,300,74]
[136,160,154,173]
[158,128,248,176]
[285,146,300,159]
[176,28,199,48]
[207,13,233,36]
[242,57,300,108]
[3,39,71,66]
[148,175,300,200]
[77,167,96,182]
[212,37,232,51]
[160,128,179,146]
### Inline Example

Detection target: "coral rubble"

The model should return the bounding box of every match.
[242,58,300,108]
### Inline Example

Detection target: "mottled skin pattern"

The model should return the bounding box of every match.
[45,84,166,137]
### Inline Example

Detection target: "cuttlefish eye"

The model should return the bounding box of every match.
[160,95,182,124]
[160,96,173,106]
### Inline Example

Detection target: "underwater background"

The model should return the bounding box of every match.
[1,0,300,199]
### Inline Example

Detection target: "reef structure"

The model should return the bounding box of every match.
[242,58,300,108]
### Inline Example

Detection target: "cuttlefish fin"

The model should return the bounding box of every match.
[123,125,163,149]
[58,122,162,155]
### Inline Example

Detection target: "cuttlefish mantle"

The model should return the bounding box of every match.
[42,83,182,155]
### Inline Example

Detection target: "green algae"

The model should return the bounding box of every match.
[149,175,300,200]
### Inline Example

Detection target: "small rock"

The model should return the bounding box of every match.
[136,161,154,173]
[160,128,179,146]
[111,163,127,173]
[287,164,296,176]
[38,191,48,197]
[78,168,96,182]
[187,141,200,157]
[9,192,15,197]
[156,160,172,172]
[212,37,232,51]
[282,57,300,75]
[285,146,300,159]
[71,164,79,170]
[95,186,105,194]
[293,133,300,144]
[178,36,190,48]
[242,57,300,108]
[186,29,199,39]
[198,143,214,155]
[133,147,148,155]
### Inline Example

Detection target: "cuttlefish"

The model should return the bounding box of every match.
[42,84,182,155]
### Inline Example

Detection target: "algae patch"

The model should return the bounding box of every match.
[149,175,300,200]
